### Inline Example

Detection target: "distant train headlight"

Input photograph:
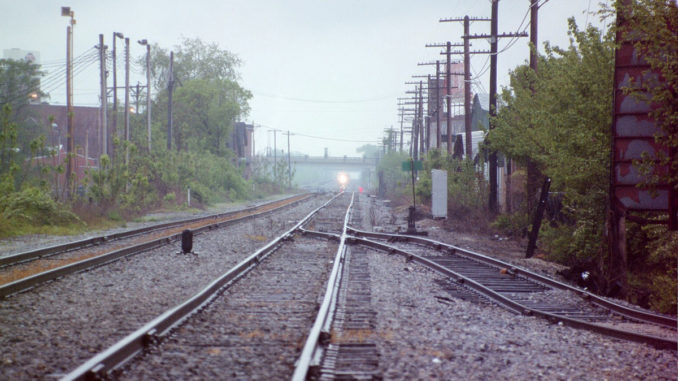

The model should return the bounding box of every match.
[337,172,349,186]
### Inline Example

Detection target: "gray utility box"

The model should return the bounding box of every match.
[431,169,447,219]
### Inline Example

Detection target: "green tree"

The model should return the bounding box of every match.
[145,38,251,154]
[614,0,677,193]
[488,19,614,265]
[0,59,44,117]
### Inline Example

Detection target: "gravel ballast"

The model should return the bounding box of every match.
[0,195,329,379]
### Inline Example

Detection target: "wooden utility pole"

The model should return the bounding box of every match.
[286,130,291,188]
[98,34,108,157]
[430,25,490,159]
[274,130,278,180]
[112,32,123,156]
[466,0,527,213]
[526,0,540,213]
[489,0,499,214]
[399,107,404,152]
[446,41,452,155]
[124,37,130,166]
[435,61,441,149]
[463,16,472,158]
[425,74,431,151]
[418,81,425,156]
[138,40,151,152]
[64,10,75,198]
[167,51,174,150]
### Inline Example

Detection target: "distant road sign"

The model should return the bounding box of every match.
[402,160,423,171]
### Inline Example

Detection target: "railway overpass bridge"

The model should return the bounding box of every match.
[262,155,380,191]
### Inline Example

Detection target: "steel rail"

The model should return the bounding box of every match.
[305,230,677,350]
[0,194,311,268]
[0,194,314,298]
[347,227,677,330]
[61,193,343,381]
[292,193,355,381]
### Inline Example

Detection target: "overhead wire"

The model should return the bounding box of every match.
[3,48,99,105]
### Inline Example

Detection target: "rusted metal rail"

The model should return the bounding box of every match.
[1,194,310,268]
[347,229,677,350]
[61,193,343,381]
[348,227,677,330]
[292,193,354,381]
[0,194,313,298]
[301,227,676,351]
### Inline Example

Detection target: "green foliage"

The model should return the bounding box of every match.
[415,149,488,217]
[626,222,677,314]
[491,212,529,238]
[488,18,614,264]
[614,0,678,190]
[0,186,80,237]
[146,37,251,154]
[376,150,410,199]
[0,59,45,115]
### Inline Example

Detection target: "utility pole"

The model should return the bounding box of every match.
[286,130,291,189]
[62,7,75,198]
[273,129,277,181]
[463,16,472,158]
[167,51,174,150]
[489,0,498,214]
[138,39,151,152]
[445,41,452,155]
[435,61,441,149]
[124,37,130,166]
[418,81,424,157]
[135,83,140,115]
[399,107,404,152]
[526,0,540,213]
[440,16,490,161]
[112,32,124,156]
[465,1,527,213]
[98,34,108,157]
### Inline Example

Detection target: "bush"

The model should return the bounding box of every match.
[0,186,80,237]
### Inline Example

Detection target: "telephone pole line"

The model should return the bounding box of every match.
[440,16,491,160]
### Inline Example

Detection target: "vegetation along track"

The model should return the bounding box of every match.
[61,192,353,380]
[0,193,313,297]
[345,228,677,351]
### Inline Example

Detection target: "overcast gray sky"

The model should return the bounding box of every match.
[1,0,609,156]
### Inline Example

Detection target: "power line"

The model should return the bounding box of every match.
[252,90,394,104]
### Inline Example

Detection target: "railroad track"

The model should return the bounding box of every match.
[61,192,353,380]
[0,193,313,298]
[341,228,677,351]
[5,192,673,380]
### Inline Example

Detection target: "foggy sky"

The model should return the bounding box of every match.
[0,0,609,156]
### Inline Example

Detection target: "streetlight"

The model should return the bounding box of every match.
[138,39,151,152]
[61,6,75,197]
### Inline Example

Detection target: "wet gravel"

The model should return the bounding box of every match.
[356,196,678,380]
[118,235,337,380]
[0,194,330,379]
[2,193,676,380]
